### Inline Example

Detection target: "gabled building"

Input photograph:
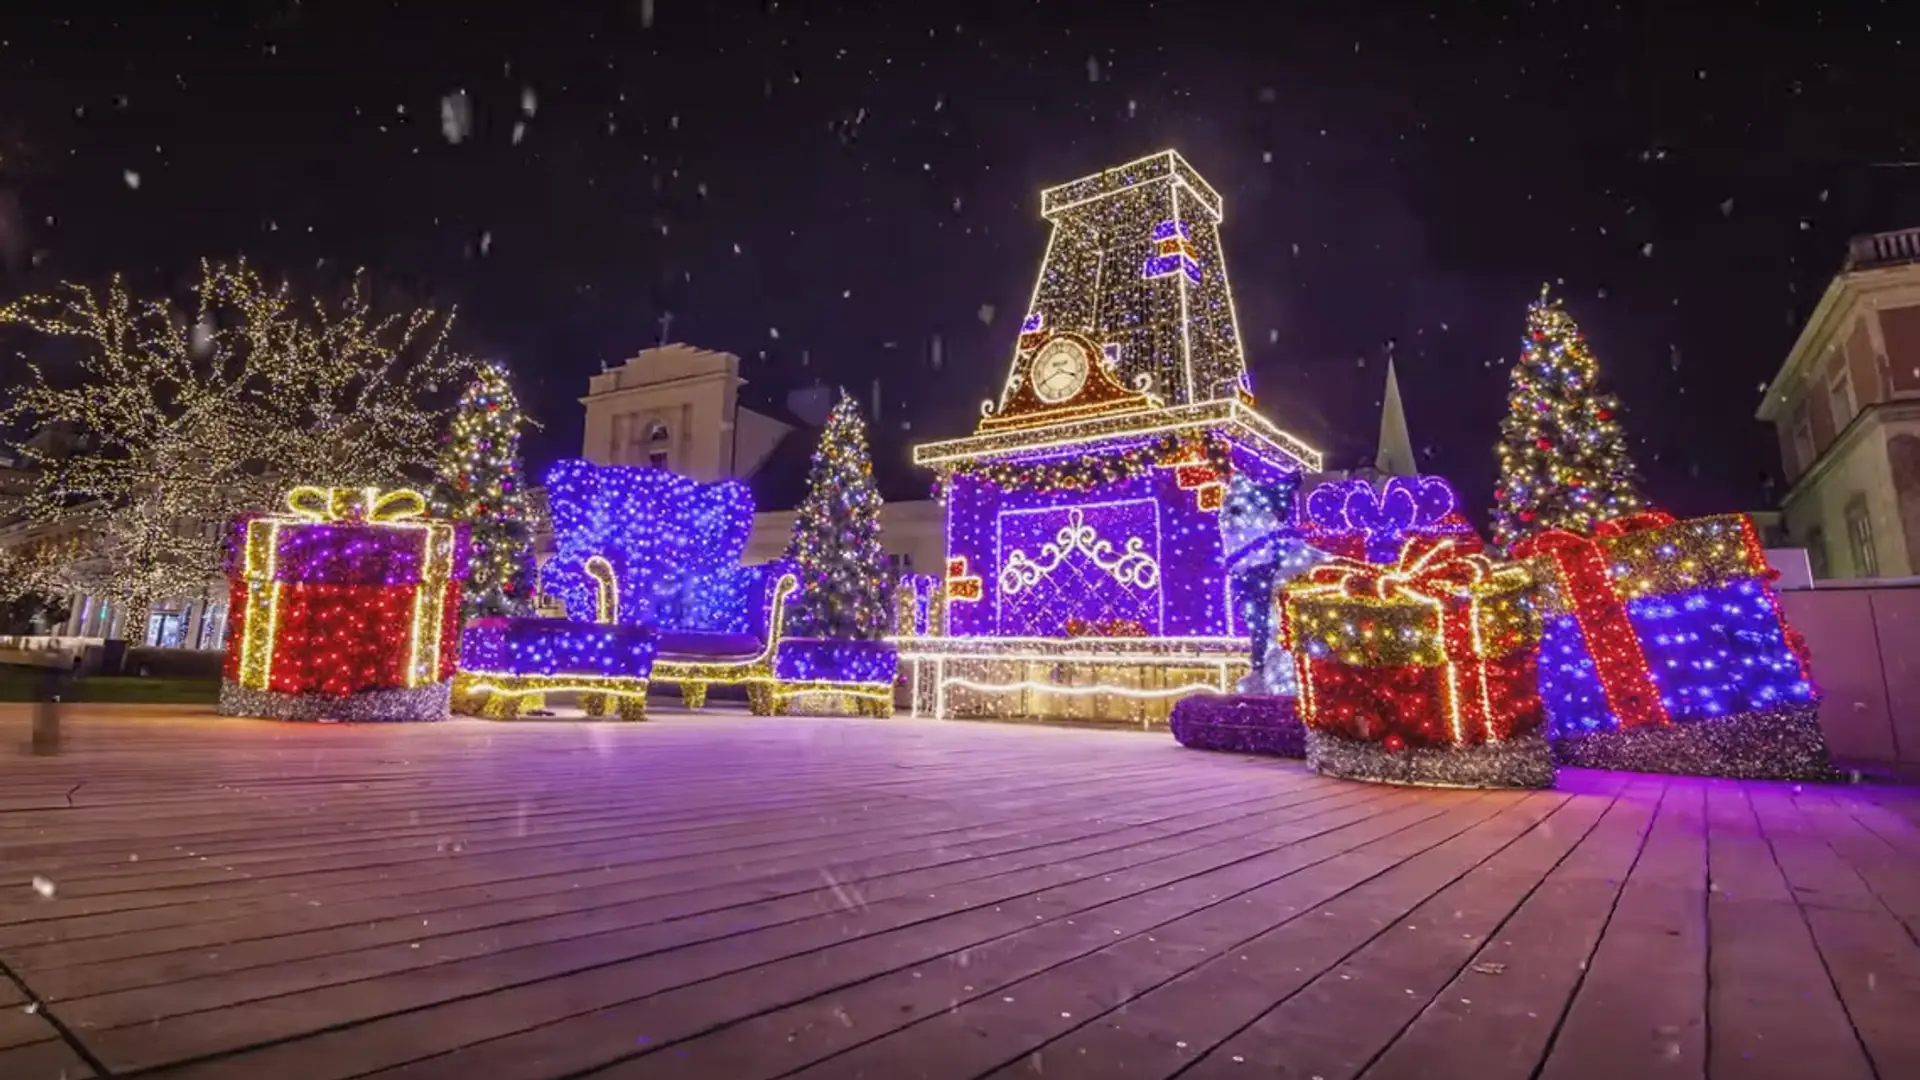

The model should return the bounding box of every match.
[1757,227,1920,579]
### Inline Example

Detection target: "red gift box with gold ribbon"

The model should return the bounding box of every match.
[1279,537,1546,749]
[224,486,469,697]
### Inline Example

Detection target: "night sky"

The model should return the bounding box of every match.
[1,2,1914,518]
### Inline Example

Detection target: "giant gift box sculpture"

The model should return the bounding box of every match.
[1518,511,1832,780]
[221,486,470,722]
[1280,534,1556,789]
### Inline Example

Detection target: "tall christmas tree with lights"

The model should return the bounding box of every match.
[433,364,536,620]
[786,391,890,640]
[1491,288,1648,549]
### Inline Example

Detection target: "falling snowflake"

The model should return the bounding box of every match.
[1640,242,1654,257]
[1085,57,1101,82]
[441,90,473,144]
[122,169,141,190]
[977,304,996,325]
[479,230,493,256]
[1720,198,1735,217]
[521,87,538,117]
[512,121,526,145]
[30,876,54,899]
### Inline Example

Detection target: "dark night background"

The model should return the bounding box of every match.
[1,2,1914,518]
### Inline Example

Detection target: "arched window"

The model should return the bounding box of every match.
[647,420,671,468]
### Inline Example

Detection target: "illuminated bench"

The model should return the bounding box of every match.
[649,566,798,714]
[768,637,899,717]
[453,617,657,720]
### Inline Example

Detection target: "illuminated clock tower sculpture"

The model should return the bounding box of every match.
[902,150,1322,723]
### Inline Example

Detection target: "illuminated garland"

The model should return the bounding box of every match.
[942,433,1228,495]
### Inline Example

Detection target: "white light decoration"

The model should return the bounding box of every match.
[998,507,1162,597]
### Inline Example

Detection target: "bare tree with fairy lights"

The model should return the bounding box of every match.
[0,259,476,644]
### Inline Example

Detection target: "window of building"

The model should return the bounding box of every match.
[647,421,671,468]
[1805,527,1828,579]
[1790,404,1815,470]
[1845,500,1879,577]
[1828,365,1858,430]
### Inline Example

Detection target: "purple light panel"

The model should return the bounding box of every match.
[540,460,756,631]
[461,617,658,678]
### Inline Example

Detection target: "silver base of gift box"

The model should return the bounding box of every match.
[219,680,452,723]
[1306,728,1557,790]
[1550,704,1837,781]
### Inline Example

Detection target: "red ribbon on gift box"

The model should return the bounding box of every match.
[1510,511,1674,729]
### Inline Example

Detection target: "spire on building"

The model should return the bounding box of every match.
[1373,355,1417,476]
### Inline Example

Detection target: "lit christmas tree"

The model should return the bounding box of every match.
[433,364,537,619]
[1491,287,1647,549]
[785,390,889,640]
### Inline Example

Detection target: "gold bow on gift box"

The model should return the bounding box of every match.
[284,485,429,523]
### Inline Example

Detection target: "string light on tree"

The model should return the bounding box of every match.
[432,364,538,620]
[786,390,891,640]
[1491,286,1647,550]
[0,260,475,642]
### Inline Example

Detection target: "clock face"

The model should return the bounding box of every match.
[1031,339,1090,404]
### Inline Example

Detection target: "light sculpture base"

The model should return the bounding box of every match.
[897,636,1248,727]
[1305,727,1556,790]
[219,680,451,723]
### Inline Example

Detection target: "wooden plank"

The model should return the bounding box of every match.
[2,764,1230,951]
[1701,782,1875,1080]
[29,778,1307,1001]
[1184,775,1650,1080]
[0,1036,94,1080]
[76,773,1366,1072]
[100,784,1421,1079]
[758,793,1556,1080]
[345,786,1438,1080]
[4,766,1257,961]
[1752,787,1920,1078]
[1353,774,1658,1080]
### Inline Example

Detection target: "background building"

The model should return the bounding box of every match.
[1758,227,1920,580]
[568,343,945,583]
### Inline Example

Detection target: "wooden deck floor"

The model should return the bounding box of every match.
[1,707,1918,1080]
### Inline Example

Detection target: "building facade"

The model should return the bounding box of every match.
[1758,227,1920,580]
[572,343,945,584]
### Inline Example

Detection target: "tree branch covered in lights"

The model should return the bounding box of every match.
[0,260,477,638]
[1491,287,1646,550]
